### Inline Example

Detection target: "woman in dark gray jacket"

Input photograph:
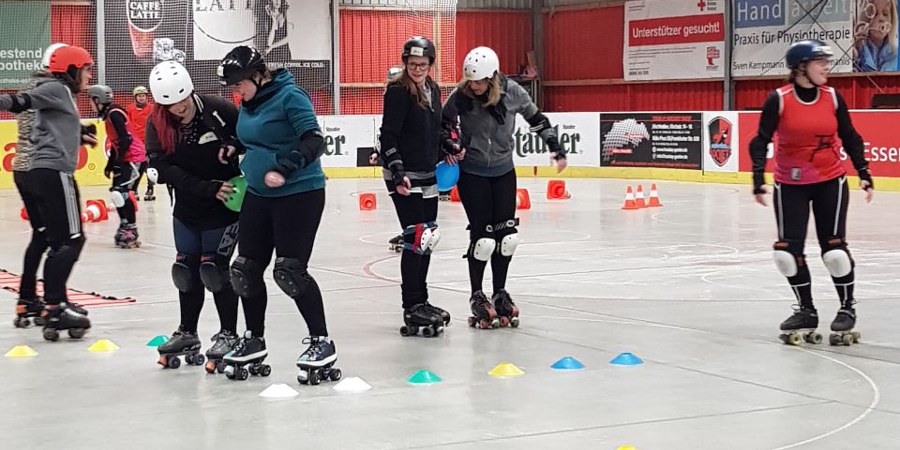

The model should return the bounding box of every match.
[442,46,567,330]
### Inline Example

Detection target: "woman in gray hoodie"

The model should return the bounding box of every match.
[442,46,567,330]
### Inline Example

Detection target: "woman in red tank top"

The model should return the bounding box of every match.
[748,39,874,347]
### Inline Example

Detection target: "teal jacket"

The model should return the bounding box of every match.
[237,69,325,197]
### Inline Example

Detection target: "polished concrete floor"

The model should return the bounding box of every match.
[1,177,898,450]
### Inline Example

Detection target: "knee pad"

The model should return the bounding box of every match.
[199,255,231,293]
[48,235,86,266]
[273,257,313,298]
[469,238,496,262]
[821,237,854,278]
[172,254,202,293]
[109,189,128,208]
[146,167,159,184]
[403,222,441,255]
[773,240,805,278]
[230,256,265,297]
[499,233,519,257]
[493,218,520,257]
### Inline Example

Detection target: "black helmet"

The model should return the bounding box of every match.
[402,36,435,63]
[218,46,267,86]
[785,39,833,70]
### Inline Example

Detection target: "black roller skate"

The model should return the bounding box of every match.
[424,301,451,326]
[389,234,403,253]
[157,327,204,369]
[296,336,341,385]
[778,305,822,345]
[400,303,444,337]
[204,329,239,374]
[41,302,91,341]
[13,297,46,328]
[829,308,860,346]
[492,290,520,328]
[468,290,500,329]
[114,224,141,249]
[223,331,270,380]
[144,184,155,201]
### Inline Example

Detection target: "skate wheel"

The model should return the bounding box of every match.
[185,354,194,365]
[249,365,259,376]
[467,316,476,328]
[852,332,861,343]
[13,317,30,328]
[510,317,520,328]
[499,316,510,328]
[43,328,59,342]
[68,327,86,339]
[804,332,823,345]
[216,360,226,374]
[224,365,236,379]
[238,368,249,381]
[399,325,410,337]
[309,370,320,386]
[260,364,272,377]
[168,356,181,369]
[194,354,205,366]
[422,327,433,338]
[298,369,309,384]
[788,333,802,346]
[829,334,841,346]
[329,368,342,382]
[205,360,217,374]
[842,334,854,346]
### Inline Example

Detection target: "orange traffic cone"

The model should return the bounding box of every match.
[647,184,663,207]
[86,200,109,221]
[621,186,639,210]
[547,180,570,199]
[634,185,646,208]
[516,188,531,210]
[450,186,461,202]
[359,193,377,210]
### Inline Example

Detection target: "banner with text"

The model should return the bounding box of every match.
[601,112,703,169]
[0,2,50,89]
[624,0,725,80]
[512,113,601,168]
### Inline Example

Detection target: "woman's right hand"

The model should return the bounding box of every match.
[216,182,235,202]
[396,177,412,196]
[754,186,768,206]
[265,171,286,188]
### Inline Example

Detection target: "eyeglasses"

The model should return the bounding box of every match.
[407,62,430,71]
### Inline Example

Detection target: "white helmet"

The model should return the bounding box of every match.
[149,60,194,105]
[463,46,500,81]
[41,43,69,70]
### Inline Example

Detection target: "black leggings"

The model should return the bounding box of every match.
[236,189,327,337]
[390,192,438,308]
[14,171,49,301]
[773,176,854,308]
[172,218,240,334]
[18,169,85,305]
[457,169,517,294]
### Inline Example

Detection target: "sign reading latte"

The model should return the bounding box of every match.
[127,0,163,59]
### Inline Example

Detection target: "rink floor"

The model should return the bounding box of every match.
[1,177,898,450]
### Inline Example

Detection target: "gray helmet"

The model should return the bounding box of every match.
[88,84,114,105]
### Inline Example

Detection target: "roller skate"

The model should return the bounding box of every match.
[467,290,500,329]
[778,305,822,345]
[438,192,451,201]
[423,301,451,326]
[204,329,239,374]
[144,184,155,201]
[223,331,270,380]
[492,289,520,328]
[157,327,204,369]
[829,308,860,346]
[296,336,341,385]
[13,297,46,328]
[389,234,403,253]
[400,303,444,337]
[114,224,141,249]
[41,302,91,341]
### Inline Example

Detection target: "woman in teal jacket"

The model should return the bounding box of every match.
[218,46,339,385]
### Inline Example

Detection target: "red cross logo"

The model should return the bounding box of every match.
[697,0,706,11]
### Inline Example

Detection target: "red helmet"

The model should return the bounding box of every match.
[48,46,93,74]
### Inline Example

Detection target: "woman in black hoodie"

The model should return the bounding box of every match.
[379,37,456,337]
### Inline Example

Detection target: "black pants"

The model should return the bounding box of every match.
[390,192,438,308]
[773,176,854,308]
[111,162,140,224]
[14,171,49,300]
[457,169,517,294]
[173,218,240,334]
[237,189,327,337]
[134,161,154,194]
[19,169,85,305]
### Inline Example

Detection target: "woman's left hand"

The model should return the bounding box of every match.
[552,153,567,173]
[861,179,874,203]
[265,171,285,188]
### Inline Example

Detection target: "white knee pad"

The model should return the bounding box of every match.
[109,190,127,208]
[499,233,519,257]
[472,238,496,262]
[146,167,159,184]
[773,250,798,277]
[419,226,441,253]
[822,249,852,277]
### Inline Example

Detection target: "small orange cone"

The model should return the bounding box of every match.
[647,184,663,207]
[450,186,461,202]
[621,186,639,210]
[20,207,28,221]
[86,200,109,221]
[359,193,377,210]
[546,180,570,200]
[634,185,646,208]
[515,189,531,210]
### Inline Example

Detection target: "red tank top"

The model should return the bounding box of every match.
[773,84,846,184]
[105,108,147,163]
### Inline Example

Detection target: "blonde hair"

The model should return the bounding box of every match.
[388,67,432,109]
[456,73,502,107]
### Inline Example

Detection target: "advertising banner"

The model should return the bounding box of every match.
[0,2,50,89]
[624,0,725,80]
[316,115,377,168]
[702,111,740,172]
[600,112,703,169]
[512,113,601,168]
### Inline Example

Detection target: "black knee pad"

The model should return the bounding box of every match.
[48,235,86,266]
[230,256,265,298]
[172,253,202,293]
[199,255,231,293]
[273,257,312,298]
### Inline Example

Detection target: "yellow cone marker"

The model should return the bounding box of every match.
[5,345,38,358]
[88,339,120,352]
[488,362,524,378]
[616,446,639,450]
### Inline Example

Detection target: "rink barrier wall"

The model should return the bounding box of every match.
[3,110,900,191]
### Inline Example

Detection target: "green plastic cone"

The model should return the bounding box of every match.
[146,335,169,347]
[407,369,442,384]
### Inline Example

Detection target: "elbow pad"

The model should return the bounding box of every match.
[8,94,32,114]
